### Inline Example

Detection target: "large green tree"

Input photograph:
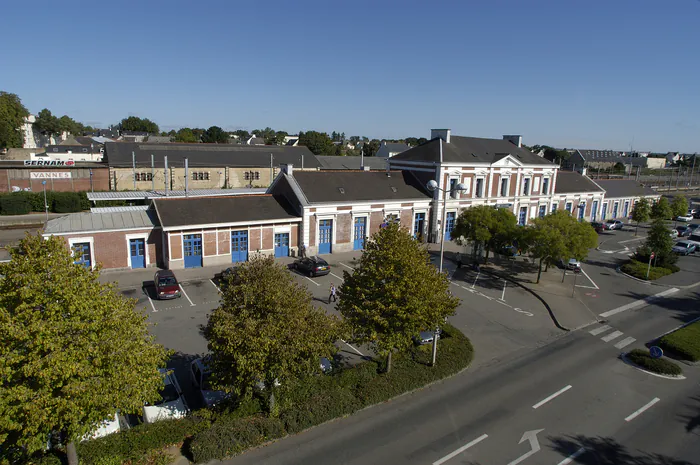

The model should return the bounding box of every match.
[451,205,518,263]
[175,127,199,143]
[205,255,339,410]
[651,197,672,221]
[630,197,651,236]
[201,125,229,144]
[0,234,168,460]
[338,223,459,372]
[670,195,689,223]
[34,108,61,137]
[119,116,159,134]
[298,130,335,155]
[637,218,676,268]
[0,92,30,149]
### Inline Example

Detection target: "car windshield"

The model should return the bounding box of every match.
[310,256,327,265]
[158,277,177,286]
[154,382,180,405]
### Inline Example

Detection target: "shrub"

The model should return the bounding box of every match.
[78,192,91,211]
[0,194,32,215]
[660,321,700,362]
[626,349,682,376]
[52,192,83,213]
[621,260,675,280]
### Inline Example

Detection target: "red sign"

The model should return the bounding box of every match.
[650,252,655,260]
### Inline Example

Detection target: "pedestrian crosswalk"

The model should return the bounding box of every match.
[588,324,637,349]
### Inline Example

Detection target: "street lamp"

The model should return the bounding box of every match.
[41,181,48,223]
[426,178,466,366]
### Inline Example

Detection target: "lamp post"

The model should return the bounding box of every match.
[41,180,48,222]
[426,178,466,366]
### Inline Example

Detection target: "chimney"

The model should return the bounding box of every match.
[503,135,522,148]
[431,129,451,143]
[282,163,293,176]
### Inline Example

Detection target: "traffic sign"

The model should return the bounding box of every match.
[649,346,663,359]
[650,252,655,260]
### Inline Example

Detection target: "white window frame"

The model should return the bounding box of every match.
[499,176,509,197]
[125,232,150,269]
[448,177,460,199]
[473,177,486,199]
[522,176,532,196]
[565,201,573,213]
[351,212,371,242]
[315,214,338,248]
[541,177,550,195]
[412,209,429,239]
[68,236,95,270]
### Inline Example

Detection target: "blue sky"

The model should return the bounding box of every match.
[2,0,699,152]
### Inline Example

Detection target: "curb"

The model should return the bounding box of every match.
[619,353,686,380]
[479,267,570,332]
[615,266,700,290]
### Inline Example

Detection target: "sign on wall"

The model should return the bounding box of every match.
[24,160,75,166]
[30,172,72,179]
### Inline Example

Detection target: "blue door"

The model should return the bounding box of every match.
[444,212,456,240]
[129,238,145,269]
[413,212,425,240]
[602,203,608,220]
[592,200,599,221]
[613,202,619,219]
[353,217,366,250]
[73,242,91,268]
[231,231,248,263]
[538,205,546,218]
[518,207,527,226]
[183,234,203,268]
[319,219,333,254]
[623,201,630,218]
[274,233,289,257]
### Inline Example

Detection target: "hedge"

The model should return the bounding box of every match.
[626,349,682,376]
[659,321,700,362]
[621,260,677,280]
[0,192,89,215]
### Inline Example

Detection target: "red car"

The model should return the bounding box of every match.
[154,270,181,300]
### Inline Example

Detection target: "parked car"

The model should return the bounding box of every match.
[590,222,604,233]
[498,245,520,256]
[292,256,331,277]
[687,224,700,232]
[561,258,582,272]
[190,357,228,408]
[676,226,692,237]
[320,357,333,374]
[687,233,700,247]
[414,329,441,345]
[154,270,181,300]
[694,211,700,219]
[673,241,697,255]
[143,368,189,424]
[669,229,679,238]
[605,219,624,230]
[676,214,694,222]
[82,413,121,441]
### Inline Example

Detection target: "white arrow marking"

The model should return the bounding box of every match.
[507,429,544,465]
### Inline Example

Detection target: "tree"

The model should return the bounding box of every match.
[365,139,381,157]
[451,205,494,262]
[338,223,459,372]
[0,234,168,459]
[57,115,84,135]
[232,129,251,140]
[670,195,689,223]
[651,197,672,221]
[205,255,339,410]
[266,130,288,145]
[630,197,651,236]
[298,130,335,155]
[0,92,30,149]
[119,116,159,134]
[34,108,61,137]
[175,127,199,143]
[525,210,598,283]
[201,125,229,144]
[637,219,676,268]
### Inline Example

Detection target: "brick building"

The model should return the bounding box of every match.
[550,171,606,221]
[0,161,110,193]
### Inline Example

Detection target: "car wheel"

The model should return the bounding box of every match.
[310,271,316,278]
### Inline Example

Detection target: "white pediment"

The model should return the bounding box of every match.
[492,155,523,167]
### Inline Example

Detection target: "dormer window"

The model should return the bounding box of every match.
[390,187,397,193]
[338,187,345,194]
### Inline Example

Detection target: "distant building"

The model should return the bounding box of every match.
[375,141,410,158]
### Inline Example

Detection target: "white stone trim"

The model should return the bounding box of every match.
[273,225,292,234]
[68,236,95,270]
[125,232,150,269]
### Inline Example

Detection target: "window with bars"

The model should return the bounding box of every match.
[135,172,153,181]
[244,171,260,181]
[192,172,210,181]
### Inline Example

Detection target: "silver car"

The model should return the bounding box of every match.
[672,241,697,255]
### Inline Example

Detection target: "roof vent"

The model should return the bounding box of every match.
[391,187,397,193]
[472,153,477,157]
[338,187,345,194]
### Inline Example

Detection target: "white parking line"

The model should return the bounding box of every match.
[614,336,636,349]
[578,268,599,290]
[557,447,586,465]
[339,262,355,270]
[340,339,364,357]
[500,279,507,301]
[532,385,572,409]
[601,330,624,342]
[433,434,489,465]
[146,292,158,313]
[209,279,221,293]
[179,284,196,307]
[589,325,612,336]
[619,237,645,244]
[304,275,320,286]
[625,397,660,422]
[599,288,679,318]
[330,272,344,281]
[471,270,481,289]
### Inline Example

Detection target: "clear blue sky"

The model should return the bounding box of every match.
[2,0,699,152]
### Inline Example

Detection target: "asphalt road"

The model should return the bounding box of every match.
[220,286,700,465]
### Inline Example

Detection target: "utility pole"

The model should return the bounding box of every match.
[164,155,169,196]
[151,154,155,191]
[132,151,136,190]
[689,154,697,186]
[676,166,682,189]
[184,157,189,196]
[270,154,274,184]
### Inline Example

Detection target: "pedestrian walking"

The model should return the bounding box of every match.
[299,243,306,258]
[328,283,337,303]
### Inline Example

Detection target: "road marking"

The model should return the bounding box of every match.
[433,434,489,465]
[500,279,507,300]
[471,270,481,288]
[579,268,599,289]
[338,262,355,270]
[625,397,660,422]
[179,284,196,307]
[340,339,364,357]
[619,237,645,244]
[599,288,680,318]
[614,336,636,349]
[532,385,572,409]
[507,429,543,465]
[330,272,344,281]
[589,325,611,336]
[601,330,624,342]
[145,292,158,313]
[209,279,221,293]
[557,447,586,465]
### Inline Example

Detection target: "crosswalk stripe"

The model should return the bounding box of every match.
[589,325,612,336]
[601,330,624,342]
[614,337,636,349]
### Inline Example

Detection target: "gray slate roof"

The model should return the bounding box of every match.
[553,171,605,194]
[145,135,172,143]
[390,136,554,165]
[594,180,658,198]
[104,142,320,169]
[44,210,159,234]
[380,142,410,153]
[153,195,299,229]
[316,155,388,170]
[289,170,430,204]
